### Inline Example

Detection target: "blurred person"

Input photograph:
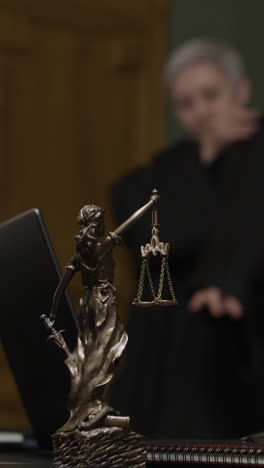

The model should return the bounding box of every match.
[110,39,264,439]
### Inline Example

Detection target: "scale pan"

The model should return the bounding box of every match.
[132,298,177,307]
[154,299,177,306]
[132,299,155,307]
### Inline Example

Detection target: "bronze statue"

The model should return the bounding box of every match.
[41,190,160,468]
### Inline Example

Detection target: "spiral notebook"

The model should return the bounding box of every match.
[146,439,264,466]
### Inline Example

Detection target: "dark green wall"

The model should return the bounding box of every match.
[167,0,264,142]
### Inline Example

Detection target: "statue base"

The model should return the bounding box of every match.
[52,426,146,468]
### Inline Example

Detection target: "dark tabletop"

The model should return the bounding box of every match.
[0,451,52,467]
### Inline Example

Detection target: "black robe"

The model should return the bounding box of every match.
[110,125,264,440]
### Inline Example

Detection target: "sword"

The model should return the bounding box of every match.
[40,314,71,357]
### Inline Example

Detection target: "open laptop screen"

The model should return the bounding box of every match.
[0,209,77,449]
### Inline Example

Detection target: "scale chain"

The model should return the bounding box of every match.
[136,258,147,301]
[157,256,166,300]
[136,257,157,301]
[165,260,177,302]
[146,259,156,300]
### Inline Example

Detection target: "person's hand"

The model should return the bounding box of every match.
[199,106,260,164]
[188,286,243,319]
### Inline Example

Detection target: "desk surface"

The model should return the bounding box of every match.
[0,453,200,468]
[0,452,52,467]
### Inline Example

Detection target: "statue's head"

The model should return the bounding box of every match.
[77,204,105,240]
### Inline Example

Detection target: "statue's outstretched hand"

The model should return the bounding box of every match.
[40,314,55,330]
[150,189,160,204]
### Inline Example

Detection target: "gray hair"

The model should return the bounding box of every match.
[163,39,245,95]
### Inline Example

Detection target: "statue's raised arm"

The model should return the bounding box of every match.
[113,189,159,237]
[100,189,160,257]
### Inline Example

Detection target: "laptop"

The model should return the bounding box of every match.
[0,209,78,450]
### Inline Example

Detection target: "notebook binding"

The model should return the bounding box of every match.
[146,442,264,465]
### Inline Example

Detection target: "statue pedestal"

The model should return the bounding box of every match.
[52,426,146,468]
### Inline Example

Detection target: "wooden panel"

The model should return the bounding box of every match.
[0,0,162,31]
[0,14,30,49]
[0,0,168,427]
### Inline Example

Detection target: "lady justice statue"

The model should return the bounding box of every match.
[41,190,164,468]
